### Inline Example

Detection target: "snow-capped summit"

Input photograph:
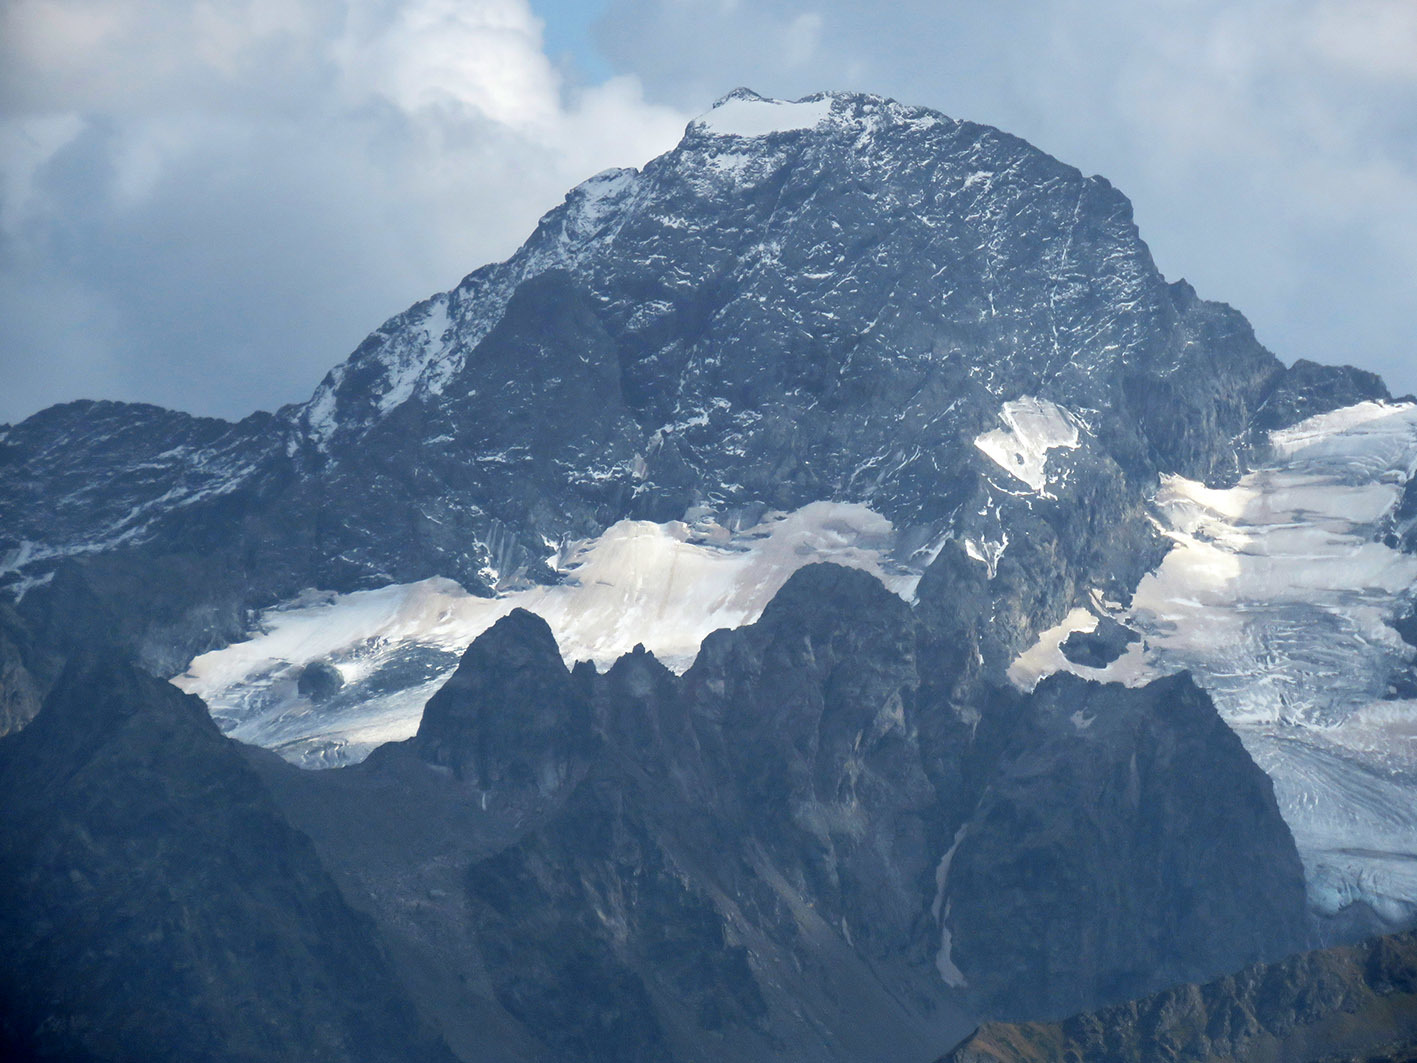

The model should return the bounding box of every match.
[691,89,838,137]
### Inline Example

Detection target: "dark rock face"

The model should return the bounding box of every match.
[412,608,595,794]
[944,672,1310,1019]
[1250,358,1392,437]
[297,659,344,701]
[13,545,254,676]
[0,653,453,1063]
[444,566,967,1062]
[0,562,1316,1062]
[936,929,1417,1063]
[1060,615,1139,669]
[464,771,769,1063]
[682,564,941,961]
[0,603,58,737]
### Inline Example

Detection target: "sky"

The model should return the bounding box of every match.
[1,0,1414,425]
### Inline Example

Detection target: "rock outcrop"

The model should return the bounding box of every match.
[937,929,1417,1063]
[411,608,595,795]
[944,672,1309,1018]
[247,564,1311,1059]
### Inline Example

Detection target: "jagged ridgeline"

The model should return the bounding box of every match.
[1,90,1414,1062]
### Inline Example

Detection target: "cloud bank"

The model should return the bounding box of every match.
[0,0,687,422]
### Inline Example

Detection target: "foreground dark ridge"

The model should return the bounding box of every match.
[938,928,1417,1063]
[0,652,452,1062]
[2,563,1314,1061]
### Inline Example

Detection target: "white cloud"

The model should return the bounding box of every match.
[1305,0,1417,82]
[782,12,822,68]
[0,0,688,422]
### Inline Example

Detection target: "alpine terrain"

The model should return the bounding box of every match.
[1,89,1414,1061]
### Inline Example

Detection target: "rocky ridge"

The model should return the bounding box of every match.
[245,563,1311,1059]
[0,653,452,1062]
[938,929,1417,1063]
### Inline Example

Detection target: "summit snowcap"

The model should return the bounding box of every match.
[687,87,953,141]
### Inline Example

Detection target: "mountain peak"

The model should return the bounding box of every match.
[710,86,769,106]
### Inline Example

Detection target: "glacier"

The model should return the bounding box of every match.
[1010,400,1417,921]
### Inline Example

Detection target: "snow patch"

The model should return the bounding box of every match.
[303,368,342,446]
[569,168,637,231]
[963,533,1008,579]
[974,397,1081,493]
[694,96,834,138]
[705,151,759,180]
[931,826,969,988]
[1008,607,1098,690]
[177,502,927,768]
[377,297,451,413]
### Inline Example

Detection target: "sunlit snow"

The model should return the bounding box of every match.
[694,96,835,138]
[1007,606,1098,688]
[176,502,922,768]
[377,296,451,413]
[974,397,1081,494]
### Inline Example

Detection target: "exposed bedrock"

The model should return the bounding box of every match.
[944,671,1310,1019]
[275,564,1308,1056]
[937,928,1417,1063]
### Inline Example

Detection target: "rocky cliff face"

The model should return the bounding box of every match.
[0,602,58,737]
[411,608,596,795]
[945,672,1310,1018]
[938,929,1417,1063]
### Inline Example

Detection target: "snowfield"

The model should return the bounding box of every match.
[693,94,836,138]
[176,502,921,767]
[974,396,1082,494]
